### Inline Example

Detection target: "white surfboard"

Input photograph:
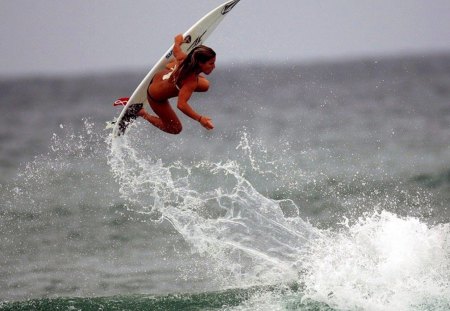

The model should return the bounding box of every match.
[112,0,241,137]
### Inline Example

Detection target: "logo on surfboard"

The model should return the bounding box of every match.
[221,0,240,15]
[187,30,207,51]
[183,35,192,44]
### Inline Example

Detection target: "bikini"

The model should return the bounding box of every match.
[146,87,165,104]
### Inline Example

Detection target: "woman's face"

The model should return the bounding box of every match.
[199,57,216,75]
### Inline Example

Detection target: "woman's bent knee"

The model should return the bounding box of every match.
[167,123,182,134]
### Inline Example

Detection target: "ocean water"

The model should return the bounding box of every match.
[1,54,450,311]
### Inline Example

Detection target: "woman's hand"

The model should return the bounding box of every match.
[174,34,184,44]
[199,115,214,130]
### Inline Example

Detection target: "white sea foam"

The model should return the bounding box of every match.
[301,211,450,311]
[108,129,450,310]
[108,131,317,287]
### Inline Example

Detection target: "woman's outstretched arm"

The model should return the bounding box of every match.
[177,76,214,130]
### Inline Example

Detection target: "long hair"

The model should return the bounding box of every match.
[173,45,216,85]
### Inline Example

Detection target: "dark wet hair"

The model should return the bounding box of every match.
[173,45,216,84]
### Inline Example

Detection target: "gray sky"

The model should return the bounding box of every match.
[1,0,450,77]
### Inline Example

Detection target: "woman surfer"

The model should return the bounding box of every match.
[134,34,216,134]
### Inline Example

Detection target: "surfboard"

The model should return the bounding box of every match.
[112,0,241,137]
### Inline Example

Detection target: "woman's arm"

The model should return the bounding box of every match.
[173,34,187,64]
[177,77,214,130]
[166,34,187,69]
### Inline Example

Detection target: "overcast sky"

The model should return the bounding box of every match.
[1,0,450,77]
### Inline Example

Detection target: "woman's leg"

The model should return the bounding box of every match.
[138,100,182,134]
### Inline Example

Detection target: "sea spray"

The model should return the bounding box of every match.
[300,211,450,311]
[107,130,317,287]
[4,119,113,213]
[6,119,448,310]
